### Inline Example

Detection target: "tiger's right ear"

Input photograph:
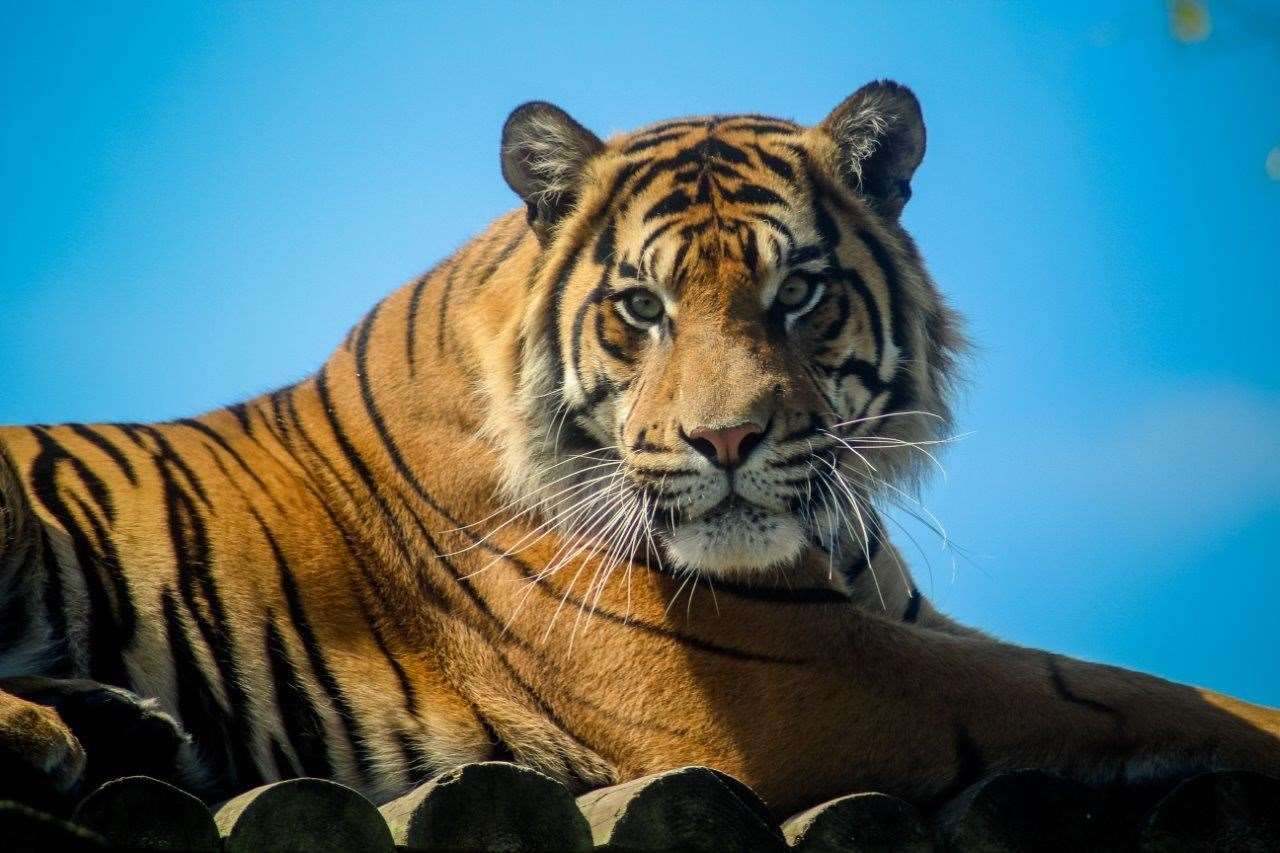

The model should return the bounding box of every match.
[501,102,604,243]
[820,81,925,220]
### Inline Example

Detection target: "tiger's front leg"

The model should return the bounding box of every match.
[0,677,199,809]
[552,558,1280,814]
[0,687,86,808]
[695,603,1280,812]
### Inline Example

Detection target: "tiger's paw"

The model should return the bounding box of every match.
[0,691,87,809]
[1,677,194,794]
[502,728,619,794]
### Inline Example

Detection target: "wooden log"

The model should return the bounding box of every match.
[937,769,1115,852]
[1140,770,1280,852]
[0,800,106,851]
[783,792,934,852]
[575,765,786,851]
[380,761,591,851]
[73,775,220,851]
[214,777,394,853]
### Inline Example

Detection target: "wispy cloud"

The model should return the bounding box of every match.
[913,382,1280,568]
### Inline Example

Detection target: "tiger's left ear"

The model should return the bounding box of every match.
[501,101,604,243]
[820,81,925,219]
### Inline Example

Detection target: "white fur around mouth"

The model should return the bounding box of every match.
[660,498,807,577]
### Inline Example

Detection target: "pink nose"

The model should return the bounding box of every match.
[684,422,765,468]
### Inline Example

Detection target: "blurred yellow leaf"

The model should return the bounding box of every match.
[1169,0,1212,43]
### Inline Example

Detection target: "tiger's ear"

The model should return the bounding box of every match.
[820,81,925,219]
[501,101,604,243]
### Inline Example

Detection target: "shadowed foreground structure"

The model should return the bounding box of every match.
[2,762,1277,851]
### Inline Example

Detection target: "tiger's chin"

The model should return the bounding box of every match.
[660,501,807,578]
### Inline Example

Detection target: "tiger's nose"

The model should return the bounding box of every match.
[682,422,765,468]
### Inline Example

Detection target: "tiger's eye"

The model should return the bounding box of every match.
[624,290,664,323]
[776,276,814,309]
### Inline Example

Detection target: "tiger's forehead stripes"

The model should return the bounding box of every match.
[597,119,817,301]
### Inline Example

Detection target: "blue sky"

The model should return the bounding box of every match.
[3,2,1278,704]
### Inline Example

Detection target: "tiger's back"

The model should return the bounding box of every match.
[0,342,496,801]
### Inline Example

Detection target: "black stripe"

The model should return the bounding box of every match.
[902,589,922,623]
[1046,655,1125,722]
[151,429,264,788]
[226,403,254,435]
[313,369,418,572]
[631,145,705,197]
[241,394,428,724]
[929,723,986,807]
[270,739,294,780]
[718,120,800,136]
[788,245,822,267]
[478,715,516,763]
[116,422,149,449]
[644,189,692,221]
[139,426,210,507]
[436,256,466,354]
[68,424,136,486]
[756,212,796,249]
[265,611,333,779]
[693,136,749,165]
[712,580,850,605]
[632,119,706,137]
[405,271,432,376]
[544,160,643,388]
[176,418,273,496]
[729,184,785,206]
[258,517,376,783]
[639,217,679,259]
[803,189,885,361]
[310,371,452,619]
[435,228,523,357]
[161,588,237,799]
[669,237,694,286]
[856,226,913,373]
[594,303,633,364]
[394,729,437,787]
[266,390,292,443]
[741,227,760,274]
[28,428,134,686]
[280,390,420,616]
[49,433,116,525]
[751,143,795,182]
[39,528,70,674]
[353,591,419,717]
[570,274,610,378]
[624,131,688,153]
[480,228,527,283]
[816,290,851,343]
[222,403,403,638]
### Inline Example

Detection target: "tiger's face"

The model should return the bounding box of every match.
[501,82,962,579]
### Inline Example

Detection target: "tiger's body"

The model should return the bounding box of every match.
[2,83,1278,816]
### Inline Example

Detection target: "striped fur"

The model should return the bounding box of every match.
[1,83,1278,815]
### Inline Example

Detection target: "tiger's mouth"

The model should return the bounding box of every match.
[693,494,769,522]
[657,494,809,575]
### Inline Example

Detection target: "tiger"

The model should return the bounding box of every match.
[2,80,1278,818]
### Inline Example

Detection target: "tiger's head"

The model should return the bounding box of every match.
[496,82,963,580]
